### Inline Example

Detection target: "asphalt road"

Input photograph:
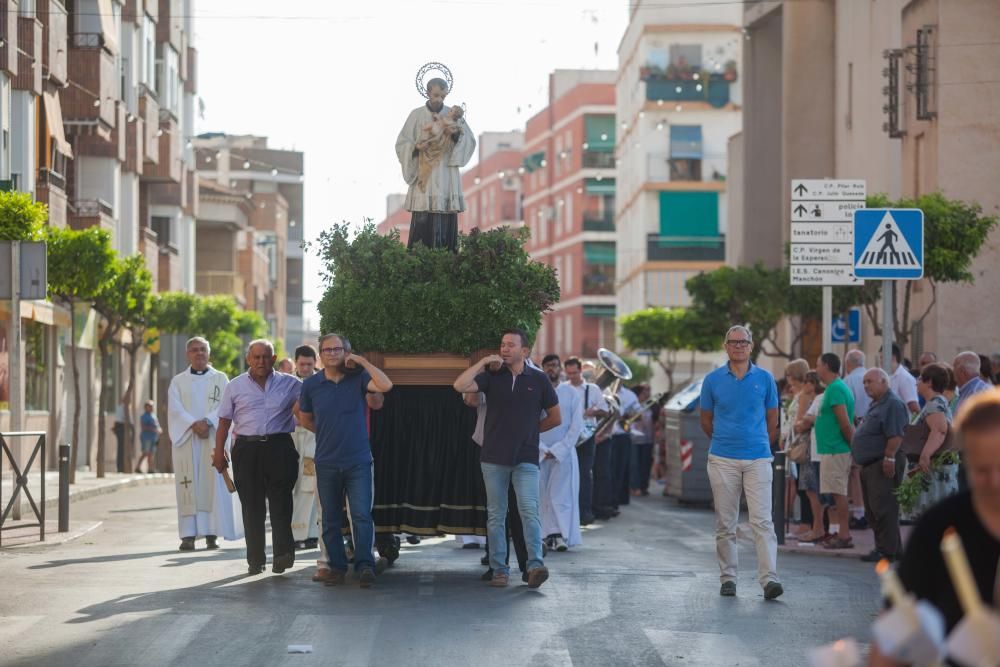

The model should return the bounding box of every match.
[0,482,880,666]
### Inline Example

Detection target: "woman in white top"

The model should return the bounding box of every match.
[793,371,827,542]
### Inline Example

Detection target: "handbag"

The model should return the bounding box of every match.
[787,431,811,464]
[900,420,955,461]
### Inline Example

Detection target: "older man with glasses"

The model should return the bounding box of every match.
[700,325,783,600]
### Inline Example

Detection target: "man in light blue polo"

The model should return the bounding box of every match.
[699,325,782,600]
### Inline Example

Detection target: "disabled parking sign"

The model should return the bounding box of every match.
[853,209,924,280]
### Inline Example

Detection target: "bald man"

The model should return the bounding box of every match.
[850,368,909,562]
[953,351,991,416]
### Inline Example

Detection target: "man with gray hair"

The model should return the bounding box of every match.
[953,351,992,416]
[213,339,303,575]
[699,325,782,599]
[843,349,871,421]
[167,336,242,551]
[851,368,909,562]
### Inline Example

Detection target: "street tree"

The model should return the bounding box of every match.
[116,255,154,474]
[0,191,46,240]
[619,307,716,395]
[863,193,998,356]
[46,226,116,481]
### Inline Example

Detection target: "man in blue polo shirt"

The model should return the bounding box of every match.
[453,328,561,589]
[297,333,393,588]
[700,325,782,600]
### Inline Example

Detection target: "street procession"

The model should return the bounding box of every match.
[1,1,999,665]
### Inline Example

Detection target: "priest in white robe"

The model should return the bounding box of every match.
[539,355,584,551]
[395,76,476,252]
[168,337,243,551]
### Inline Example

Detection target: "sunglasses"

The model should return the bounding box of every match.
[725,340,751,347]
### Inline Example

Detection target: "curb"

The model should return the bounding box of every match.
[18,473,174,516]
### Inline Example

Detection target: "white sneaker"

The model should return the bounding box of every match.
[554,536,568,552]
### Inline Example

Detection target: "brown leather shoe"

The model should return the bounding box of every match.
[527,566,549,589]
[312,568,332,583]
[490,571,509,587]
[323,570,347,586]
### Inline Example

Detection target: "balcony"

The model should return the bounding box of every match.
[641,65,735,108]
[582,267,615,295]
[144,115,181,182]
[140,91,160,164]
[0,0,16,76]
[65,33,117,128]
[582,210,615,232]
[39,0,68,85]
[158,242,182,292]
[139,226,160,291]
[582,151,615,169]
[196,271,246,306]
[14,16,42,94]
[647,234,725,261]
[36,168,68,227]
[69,198,115,232]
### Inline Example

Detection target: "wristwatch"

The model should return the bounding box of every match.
[884,456,895,462]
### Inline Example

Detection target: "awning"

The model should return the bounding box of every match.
[585,178,615,196]
[522,151,545,173]
[583,305,616,318]
[583,242,616,266]
[584,115,616,152]
[669,125,703,159]
[43,90,73,158]
[98,0,118,55]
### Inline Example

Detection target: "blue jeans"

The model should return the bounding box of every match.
[481,462,544,575]
[316,461,375,573]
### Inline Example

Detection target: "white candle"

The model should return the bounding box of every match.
[876,559,908,606]
[941,527,984,616]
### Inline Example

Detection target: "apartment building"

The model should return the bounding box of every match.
[735,0,1000,359]
[193,134,305,348]
[614,0,742,325]
[522,69,618,360]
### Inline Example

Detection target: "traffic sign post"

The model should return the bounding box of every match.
[790,179,866,353]
[852,209,925,371]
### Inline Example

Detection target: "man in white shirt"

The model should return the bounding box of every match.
[843,349,871,421]
[539,355,584,551]
[564,357,608,525]
[886,344,920,416]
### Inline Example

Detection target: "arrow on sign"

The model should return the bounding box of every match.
[794,204,808,217]
[794,183,808,196]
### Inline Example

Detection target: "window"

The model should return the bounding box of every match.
[669,125,703,182]
[23,321,50,411]
[564,253,573,293]
[160,47,180,116]
[151,215,173,247]
[669,44,702,69]
[141,14,156,92]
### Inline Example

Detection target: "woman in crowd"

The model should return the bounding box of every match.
[781,361,807,533]
[793,369,827,542]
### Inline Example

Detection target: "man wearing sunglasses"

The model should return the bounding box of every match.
[699,325,782,600]
[296,333,393,588]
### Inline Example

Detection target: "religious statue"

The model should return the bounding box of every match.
[395,62,476,252]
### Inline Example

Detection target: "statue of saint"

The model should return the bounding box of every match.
[395,65,476,252]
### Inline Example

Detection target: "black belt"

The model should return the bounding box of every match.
[236,433,292,443]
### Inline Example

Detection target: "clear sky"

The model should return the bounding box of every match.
[194,0,629,330]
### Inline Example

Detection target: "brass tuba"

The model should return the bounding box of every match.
[576,348,633,446]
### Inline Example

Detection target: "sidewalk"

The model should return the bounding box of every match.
[738,521,912,560]
[1,470,173,521]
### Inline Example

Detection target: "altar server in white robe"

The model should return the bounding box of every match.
[291,345,321,549]
[539,355,584,551]
[168,337,243,551]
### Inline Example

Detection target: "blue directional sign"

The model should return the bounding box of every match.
[853,209,924,279]
[832,308,861,343]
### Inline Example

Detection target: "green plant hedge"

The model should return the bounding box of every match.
[313,223,560,355]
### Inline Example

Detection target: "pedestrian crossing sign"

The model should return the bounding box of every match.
[853,209,924,279]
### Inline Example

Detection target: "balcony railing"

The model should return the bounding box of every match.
[582,151,615,169]
[647,234,725,261]
[582,211,615,232]
[196,271,246,302]
[643,71,735,108]
[70,32,105,50]
[582,270,615,296]
[74,198,113,217]
[37,167,65,191]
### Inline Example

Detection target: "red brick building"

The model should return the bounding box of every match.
[522,70,617,360]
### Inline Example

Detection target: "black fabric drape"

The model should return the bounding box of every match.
[369,386,487,536]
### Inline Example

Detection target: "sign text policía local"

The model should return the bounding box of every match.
[790,179,866,286]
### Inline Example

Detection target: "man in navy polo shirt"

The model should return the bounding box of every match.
[297,333,393,588]
[453,328,561,588]
[699,325,783,600]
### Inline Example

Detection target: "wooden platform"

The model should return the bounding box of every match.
[365,350,492,386]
